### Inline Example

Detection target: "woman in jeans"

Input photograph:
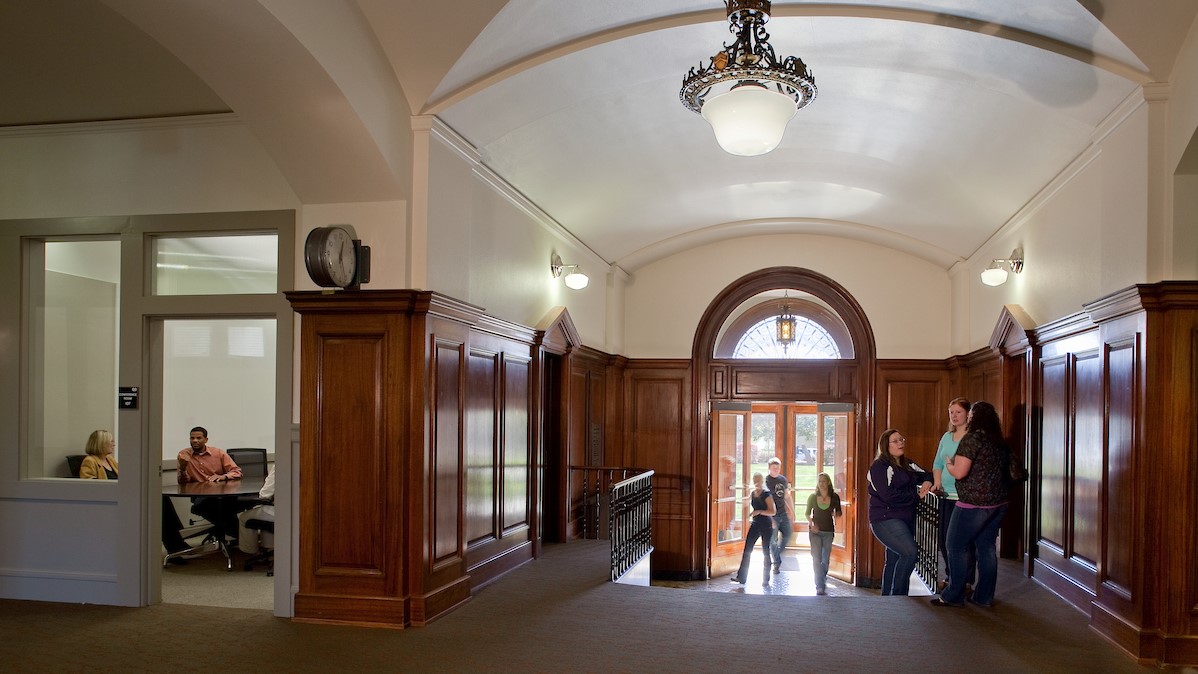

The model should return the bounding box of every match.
[806,472,842,595]
[932,397,976,593]
[931,401,1011,608]
[730,472,776,586]
[868,429,933,595]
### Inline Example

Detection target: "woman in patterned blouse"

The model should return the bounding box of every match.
[931,401,1011,608]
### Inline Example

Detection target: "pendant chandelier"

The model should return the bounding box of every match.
[776,299,796,351]
[680,0,817,156]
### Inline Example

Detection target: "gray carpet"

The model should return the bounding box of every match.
[162,544,273,609]
[0,540,1153,673]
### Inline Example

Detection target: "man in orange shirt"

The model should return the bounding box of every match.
[177,427,242,484]
[163,427,243,561]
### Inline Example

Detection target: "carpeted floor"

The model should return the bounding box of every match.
[0,540,1155,673]
[162,544,274,609]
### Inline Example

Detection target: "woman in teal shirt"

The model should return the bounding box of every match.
[932,397,974,592]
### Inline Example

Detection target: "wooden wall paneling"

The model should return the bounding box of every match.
[460,323,535,590]
[502,354,532,534]
[464,348,498,550]
[1037,355,1069,561]
[567,366,589,537]
[623,361,695,578]
[1070,350,1103,578]
[287,292,415,628]
[431,336,464,568]
[1103,336,1137,604]
[731,364,836,399]
[305,316,399,598]
[874,363,950,469]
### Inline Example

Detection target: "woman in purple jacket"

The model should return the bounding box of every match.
[868,428,933,595]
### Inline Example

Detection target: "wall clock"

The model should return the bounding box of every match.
[304,225,370,289]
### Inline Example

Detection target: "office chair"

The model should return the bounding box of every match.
[67,454,86,478]
[242,517,274,575]
[225,448,268,478]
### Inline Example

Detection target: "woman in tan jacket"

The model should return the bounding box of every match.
[79,429,119,479]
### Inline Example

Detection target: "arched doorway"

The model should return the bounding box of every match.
[691,267,877,582]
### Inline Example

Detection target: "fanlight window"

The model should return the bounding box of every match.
[733,316,841,359]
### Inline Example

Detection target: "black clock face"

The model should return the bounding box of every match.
[304,226,357,288]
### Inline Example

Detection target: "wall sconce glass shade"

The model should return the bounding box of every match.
[980,265,1009,286]
[701,82,797,156]
[979,247,1024,286]
[551,253,589,290]
[563,271,589,289]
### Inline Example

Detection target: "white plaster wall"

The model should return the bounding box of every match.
[1175,174,1198,279]
[1167,18,1198,173]
[964,105,1150,348]
[0,119,298,219]
[425,138,607,347]
[296,201,408,291]
[624,235,951,360]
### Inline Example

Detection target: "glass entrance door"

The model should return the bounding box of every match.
[710,406,750,577]
[730,403,856,582]
[794,408,855,580]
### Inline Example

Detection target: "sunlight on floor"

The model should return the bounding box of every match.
[652,548,933,597]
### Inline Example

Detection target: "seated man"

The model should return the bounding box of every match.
[162,426,243,559]
[238,466,276,555]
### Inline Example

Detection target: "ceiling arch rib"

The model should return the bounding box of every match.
[101,0,408,204]
[423,4,1151,116]
[616,217,964,272]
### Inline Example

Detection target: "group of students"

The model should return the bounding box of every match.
[77,426,275,562]
[867,398,1014,607]
[730,457,844,594]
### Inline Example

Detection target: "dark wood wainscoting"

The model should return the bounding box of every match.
[618,361,696,578]
[287,291,537,628]
[1028,283,1198,666]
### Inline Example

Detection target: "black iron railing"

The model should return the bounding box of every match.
[571,466,654,582]
[914,491,941,590]
[608,469,654,582]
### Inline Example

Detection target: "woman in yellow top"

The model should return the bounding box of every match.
[79,430,119,479]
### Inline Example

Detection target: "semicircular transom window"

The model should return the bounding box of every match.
[733,315,842,359]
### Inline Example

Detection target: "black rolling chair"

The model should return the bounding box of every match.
[225,448,268,478]
[66,454,86,478]
[242,517,275,575]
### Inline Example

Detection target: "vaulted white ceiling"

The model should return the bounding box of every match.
[5,0,1196,272]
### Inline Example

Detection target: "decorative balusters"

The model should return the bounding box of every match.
[915,490,940,590]
[609,470,654,582]
[570,466,654,582]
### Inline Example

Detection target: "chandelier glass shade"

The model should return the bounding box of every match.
[681,0,816,156]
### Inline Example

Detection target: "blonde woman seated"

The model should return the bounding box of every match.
[80,430,119,479]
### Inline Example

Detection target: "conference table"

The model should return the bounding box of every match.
[163,476,266,570]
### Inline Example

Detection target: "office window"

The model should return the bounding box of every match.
[160,319,276,462]
[29,240,121,478]
[152,234,277,295]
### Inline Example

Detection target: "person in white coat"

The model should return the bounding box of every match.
[237,467,275,554]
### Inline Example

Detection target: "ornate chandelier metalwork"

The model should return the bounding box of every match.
[775,300,796,350]
[680,0,817,156]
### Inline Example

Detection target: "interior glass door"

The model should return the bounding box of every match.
[710,406,750,577]
[794,407,855,580]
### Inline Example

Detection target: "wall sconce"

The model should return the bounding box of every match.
[980,247,1024,286]
[551,253,589,290]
